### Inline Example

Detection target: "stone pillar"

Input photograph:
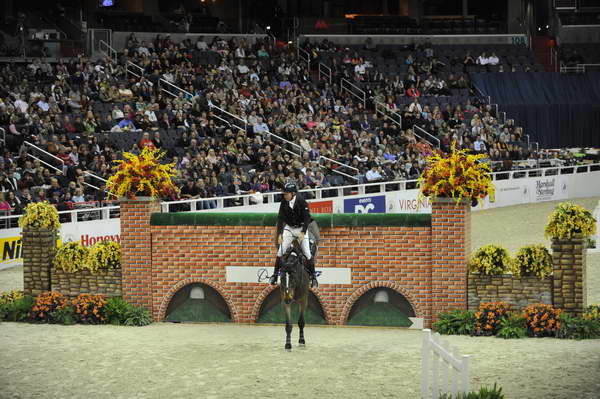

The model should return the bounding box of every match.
[120,198,160,314]
[22,229,58,296]
[431,198,471,325]
[552,234,586,314]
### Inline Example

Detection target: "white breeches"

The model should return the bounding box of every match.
[277,225,312,259]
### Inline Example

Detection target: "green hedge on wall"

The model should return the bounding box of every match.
[150,212,431,228]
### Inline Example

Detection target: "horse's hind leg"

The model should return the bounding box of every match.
[298,301,306,346]
[284,304,293,351]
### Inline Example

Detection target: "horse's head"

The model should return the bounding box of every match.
[280,248,302,303]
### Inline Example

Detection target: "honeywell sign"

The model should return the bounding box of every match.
[60,218,121,247]
[0,218,121,271]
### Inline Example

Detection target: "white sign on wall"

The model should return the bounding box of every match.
[0,218,121,271]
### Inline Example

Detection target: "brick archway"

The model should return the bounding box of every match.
[157,278,240,322]
[339,281,424,325]
[250,286,333,324]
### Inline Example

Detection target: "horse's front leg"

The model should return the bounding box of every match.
[284,303,293,351]
[298,304,306,346]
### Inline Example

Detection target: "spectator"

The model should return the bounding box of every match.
[138,132,156,150]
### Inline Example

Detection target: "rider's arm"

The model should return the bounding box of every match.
[299,197,311,234]
[276,200,285,237]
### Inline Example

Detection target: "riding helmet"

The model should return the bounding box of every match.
[283,182,298,193]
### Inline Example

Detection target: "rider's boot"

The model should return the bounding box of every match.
[306,258,318,288]
[270,257,282,285]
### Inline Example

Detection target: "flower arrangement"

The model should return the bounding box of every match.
[513,244,553,279]
[582,304,600,321]
[54,241,89,273]
[0,290,24,305]
[523,304,561,337]
[418,144,495,206]
[469,244,514,275]
[106,146,179,199]
[544,202,597,240]
[71,294,107,324]
[18,201,61,230]
[31,291,68,322]
[474,301,511,336]
[87,240,121,273]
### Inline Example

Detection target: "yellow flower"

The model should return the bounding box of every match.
[418,143,495,206]
[106,147,179,199]
[545,202,596,239]
[54,241,89,273]
[87,240,121,273]
[19,201,61,230]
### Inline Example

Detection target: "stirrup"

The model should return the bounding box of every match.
[270,274,278,285]
[310,275,319,288]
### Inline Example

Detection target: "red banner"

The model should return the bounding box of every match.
[309,200,333,214]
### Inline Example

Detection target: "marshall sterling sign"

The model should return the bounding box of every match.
[535,178,556,201]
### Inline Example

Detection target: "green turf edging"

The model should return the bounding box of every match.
[150,212,431,227]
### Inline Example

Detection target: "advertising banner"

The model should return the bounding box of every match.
[0,218,121,270]
[344,195,386,213]
[530,176,568,202]
[308,200,333,214]
[395,190,431,214]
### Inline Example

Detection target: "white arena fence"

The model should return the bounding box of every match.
[0,161,597,228]
[421,328,470,399]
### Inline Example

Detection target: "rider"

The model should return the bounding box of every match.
[270,182,319,288]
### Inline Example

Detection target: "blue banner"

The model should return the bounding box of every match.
[344,195,386,214]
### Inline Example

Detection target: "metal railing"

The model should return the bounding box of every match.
[296,46,311,70]
[99,39,117,61]
[210,113,246,133]
[318,154,359,178]
[413,125,441,148]
[0,205,120,229]
[375,102,402,129]
[259,130,358,181]
[125,61,144,78]
[23,141,114,197]
[560,63,600,73]
[84,172,118,198]
[340,78,366,108]
[24,141,65,172]
[158,78,194,99]
[208,101,248,132]
[318,62,332,85]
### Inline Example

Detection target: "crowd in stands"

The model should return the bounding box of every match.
[0,34,581,219]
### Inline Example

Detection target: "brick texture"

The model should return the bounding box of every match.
[467,274,552,310]
[430,199,470,323]
[120,199,474,328]
[120,198,161,312]
[22,229,57,296]
[552,236,586,313]
[51,267,122,297]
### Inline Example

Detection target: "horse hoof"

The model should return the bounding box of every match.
[285,344,292,351]
[299,340,305,346]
